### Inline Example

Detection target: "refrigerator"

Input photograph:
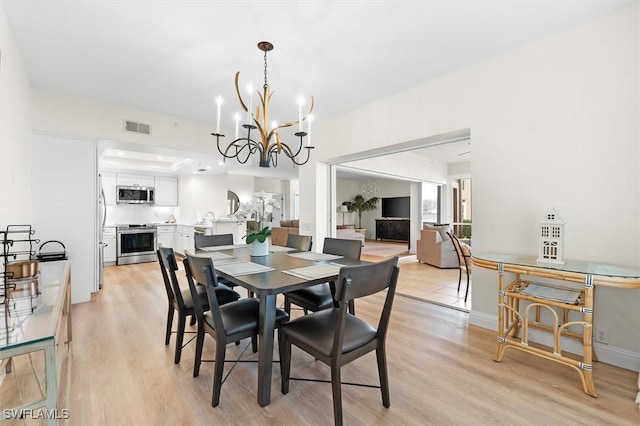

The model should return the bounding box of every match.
[98,174,107,289]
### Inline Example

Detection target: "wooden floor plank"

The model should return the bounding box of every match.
[4,259,638,425]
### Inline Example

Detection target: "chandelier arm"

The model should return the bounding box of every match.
[234,72,249,113]
[274,140,303,159]
[277,95,315,130]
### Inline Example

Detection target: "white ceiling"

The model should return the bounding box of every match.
[3,0,633,177]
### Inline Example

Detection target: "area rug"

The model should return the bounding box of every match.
[361,241,411,258]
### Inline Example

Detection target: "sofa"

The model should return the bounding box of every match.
[416,224,459,268]
[271,219,299,246]
[336,224,366,246]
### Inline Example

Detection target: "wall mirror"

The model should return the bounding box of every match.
[228,191,240,215]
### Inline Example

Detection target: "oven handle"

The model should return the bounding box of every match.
[117,229,157,235]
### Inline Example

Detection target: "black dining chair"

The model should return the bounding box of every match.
[283,237,362,316]
[279,256,400,426]
[193,233,239,290]
[184,253,289,407]
[157,247,241,364]
[285,233,313,251]
[447,232,472,302]
[194,233,234,249]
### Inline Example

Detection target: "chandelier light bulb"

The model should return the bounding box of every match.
[215,96,223,134]
[234,113,241,139]
[247,84,254,124]
[306,114,313,146]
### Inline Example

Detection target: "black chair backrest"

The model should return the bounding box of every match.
[184,254,224,337]
[158,247,187,309]
[286,234,313,251]
[322,237,362,260]
[334,256,399,346]
[194,233,234,249]
[447,232,468,267]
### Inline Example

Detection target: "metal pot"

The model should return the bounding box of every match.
[5,259,39,279]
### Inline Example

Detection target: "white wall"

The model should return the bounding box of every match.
[31,133,97,304]
[303,5,640,366]
[0,5,32,226]
[32,89,215,154]
[178,174,228,223]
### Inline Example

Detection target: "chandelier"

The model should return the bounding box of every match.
[212,41,315,168]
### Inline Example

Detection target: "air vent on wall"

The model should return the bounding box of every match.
[124,120,151,135]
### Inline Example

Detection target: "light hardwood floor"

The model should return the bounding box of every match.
[361,240,471,311]
[2,260,638,425]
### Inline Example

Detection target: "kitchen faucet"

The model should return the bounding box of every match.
[205,211,216,222]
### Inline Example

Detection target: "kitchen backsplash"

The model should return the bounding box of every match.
[105,204,179,226]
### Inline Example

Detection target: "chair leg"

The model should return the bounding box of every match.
[211,340,226,407]
[189,314,196,326]
[376,347,391,408]
[464,268,470,303]
[251,335,258,353]
[165,306,174,345]
[348,300,355,315]
[174,313,187,364]
[331,364,343,426]
[280,333,291,394]
[193,320,205,377]
[457,267,462,292]
[284,296,291,315]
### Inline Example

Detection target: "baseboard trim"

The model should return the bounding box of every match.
[469,311,639,372]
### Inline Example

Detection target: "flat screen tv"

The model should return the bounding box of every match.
[381,197,410,219]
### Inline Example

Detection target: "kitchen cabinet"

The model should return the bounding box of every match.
[175,226,194,252]
[154,176,178,206]
[157,225,175,249]
[116,173,155,187]
[100,172,117,206]
[103,227,116,263]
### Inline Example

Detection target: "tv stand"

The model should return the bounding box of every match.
[375,219,410,247]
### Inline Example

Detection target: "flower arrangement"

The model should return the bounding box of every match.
[242,191,281,244]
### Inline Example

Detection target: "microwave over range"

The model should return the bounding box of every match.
[116,185,155,204]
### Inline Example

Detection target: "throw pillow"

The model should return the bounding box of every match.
[424,224,450,241]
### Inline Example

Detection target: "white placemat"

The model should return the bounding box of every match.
[286,252,343,261]
[269,246,297,253]
[200,251,235,261]
[200,244,246,251]
[520,283,581,304]
[215,261,274,276]
[283,263,342,280]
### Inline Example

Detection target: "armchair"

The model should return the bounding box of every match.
[416,224,459,268]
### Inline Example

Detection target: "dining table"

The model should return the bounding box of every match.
[187,244,364,407]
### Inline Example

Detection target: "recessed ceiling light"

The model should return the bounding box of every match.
[218,161,224,166]
[206,166,211,170]
[118,151,124,156]
[157,156,163,160]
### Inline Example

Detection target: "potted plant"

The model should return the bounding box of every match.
[342,194,379,236]
[243,191,280,256]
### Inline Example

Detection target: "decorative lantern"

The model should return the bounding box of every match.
[537,207,565,265]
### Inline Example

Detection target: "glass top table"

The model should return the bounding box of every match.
[473,254,640,287]
[1,260,70,352]
[473,253,640,399]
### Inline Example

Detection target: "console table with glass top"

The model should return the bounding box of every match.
[473,254,640,398]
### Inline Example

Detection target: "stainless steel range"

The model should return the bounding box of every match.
[116,224,157,265]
